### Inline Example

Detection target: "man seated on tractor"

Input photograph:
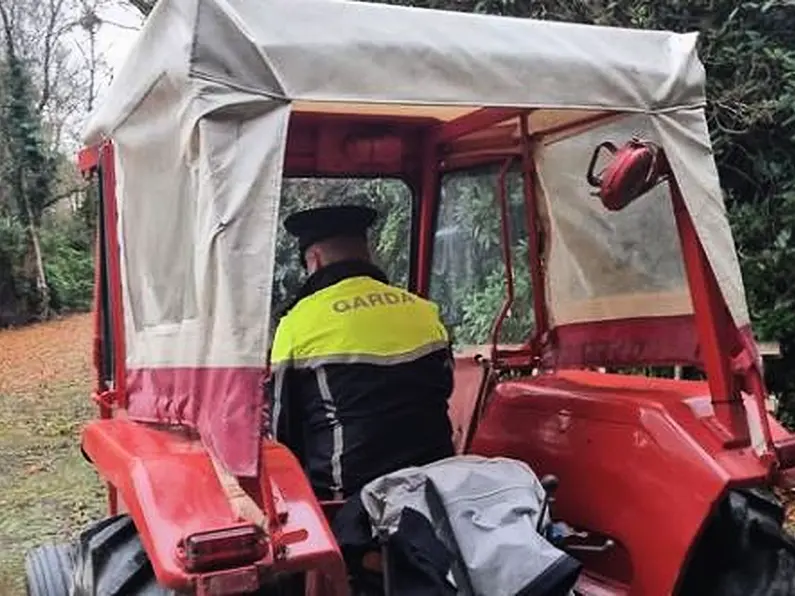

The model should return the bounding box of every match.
[268,202,456,501]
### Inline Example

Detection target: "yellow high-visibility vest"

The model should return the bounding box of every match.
[270,275,449,370]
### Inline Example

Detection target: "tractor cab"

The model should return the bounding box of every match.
[24,0,795,595]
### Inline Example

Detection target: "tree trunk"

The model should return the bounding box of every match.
[23,198,49,318]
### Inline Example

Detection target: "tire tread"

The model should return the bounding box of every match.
[72,514,172,596]
[678,488,795,595]
[25,543,74,596]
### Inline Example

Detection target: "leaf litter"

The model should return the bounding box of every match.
[0,314,103,595]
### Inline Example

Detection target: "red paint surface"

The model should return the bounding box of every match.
[469,370,770,595]
[433,107,525,145]
[671,182,756,451]
[447,355,488,454]
[519,115,548,353]
[283,111,431,178]
[98,143,127,408]
[126,367,267,478]
[489,158,520,358]
[82,419,347,593]
[79,110,792,596]
[416,135,439,297]
[91,232,108,411]
[77,145,99,175]
[543,315,699,369]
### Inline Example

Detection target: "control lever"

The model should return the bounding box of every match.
[546,521,615,554]
[547,521,588,543]
[537,474,559,532]
[565,538,615,553]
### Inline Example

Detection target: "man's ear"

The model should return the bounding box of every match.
[304,245,321,272]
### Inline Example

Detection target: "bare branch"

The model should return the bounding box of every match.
[100,17,141,30]
[0,0,17,60]
[127,0,156,16]
[37,0,68,113]
[43,184,88,209]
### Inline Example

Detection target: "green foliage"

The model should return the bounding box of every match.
[428,165,534,346]
[0,38,95,323]
[0,47,61,321]
[0,215,32,323]
[732,190,795,343]
[456,260,534,345]
[40,219,94,313]
[729,183,795,424]
[699,2,795,421]
[0,56,56,227]
[271,178,412,321]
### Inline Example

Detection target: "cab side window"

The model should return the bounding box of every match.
[428,164,534,348]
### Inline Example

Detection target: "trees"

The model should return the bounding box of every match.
[0,0,122,324]
[0,0,58,317]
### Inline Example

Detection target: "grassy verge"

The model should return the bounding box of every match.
[0,385,104,594]
[0,315,103,595]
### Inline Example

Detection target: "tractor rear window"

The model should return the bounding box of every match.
[271,177,412,321]
[429,164,534,347]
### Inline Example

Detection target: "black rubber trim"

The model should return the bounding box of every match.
[677,488,795,596]
[25,542,75,596]
[71,514,172,596]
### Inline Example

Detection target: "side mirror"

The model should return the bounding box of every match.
[586,138,669,211]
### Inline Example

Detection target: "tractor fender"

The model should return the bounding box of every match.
[469,370,771,596]
[80,418,342,592]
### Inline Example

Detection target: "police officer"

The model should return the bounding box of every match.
[268,203,455,500]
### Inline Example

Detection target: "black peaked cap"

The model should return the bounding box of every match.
[284,204,378,254]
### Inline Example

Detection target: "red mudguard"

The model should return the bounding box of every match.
[468,370,772,595]
[81,419,347,593]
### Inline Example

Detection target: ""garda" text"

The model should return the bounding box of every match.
[332,292,416,313]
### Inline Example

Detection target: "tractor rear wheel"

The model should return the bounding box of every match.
[678,488,795,595]
[24,542,74,596]
[71,514,174,595]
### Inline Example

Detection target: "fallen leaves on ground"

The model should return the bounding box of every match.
[777,487,795,534]
[0,314,93,397]
[0,313,102,595]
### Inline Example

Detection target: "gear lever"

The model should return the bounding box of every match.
[537,474,559,532]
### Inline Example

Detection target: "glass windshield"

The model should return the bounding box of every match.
[429,163,534,348]
[272,178,412,320]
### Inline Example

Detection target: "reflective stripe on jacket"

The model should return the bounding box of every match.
[268,260,455,500]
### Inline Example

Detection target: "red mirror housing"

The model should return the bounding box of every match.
[587,138,669,211]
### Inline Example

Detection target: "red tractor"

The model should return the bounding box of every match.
[23,0,795,594]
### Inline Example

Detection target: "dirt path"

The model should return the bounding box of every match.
[0,314,103,595]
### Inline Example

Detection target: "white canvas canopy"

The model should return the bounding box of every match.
[84,0,751,476]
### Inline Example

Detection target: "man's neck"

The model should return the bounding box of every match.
[279,260,389,318]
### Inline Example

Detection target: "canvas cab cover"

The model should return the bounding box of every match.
[84,0,752,477]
